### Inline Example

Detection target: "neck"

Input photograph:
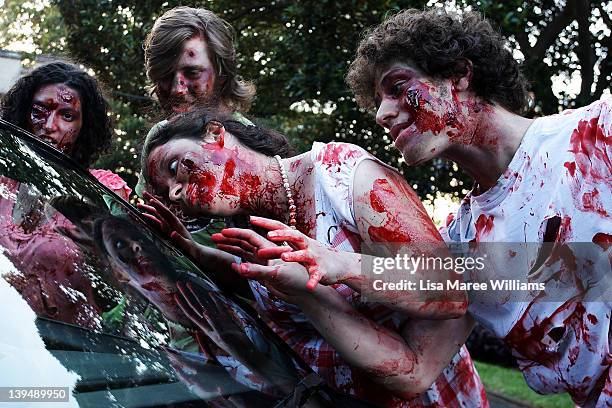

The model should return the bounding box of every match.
[240,152,314,231]
[441,105,533,192]
[231,150,291,221]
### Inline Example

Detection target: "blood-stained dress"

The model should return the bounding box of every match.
[251,142,489,407]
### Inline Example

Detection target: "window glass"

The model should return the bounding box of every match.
[0,124,340,407]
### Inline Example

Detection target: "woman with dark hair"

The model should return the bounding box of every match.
[2,61,114,169]
[0,61,130,328]
[138,108,487,407]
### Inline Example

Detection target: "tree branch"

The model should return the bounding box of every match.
[531,0,576,58]
[575,0,596,103]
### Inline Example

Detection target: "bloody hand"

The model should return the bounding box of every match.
[137,191,192,239]
[249,216,346,291]
[211,225,292,265]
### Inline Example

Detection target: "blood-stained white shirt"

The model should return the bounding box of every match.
[441,98,612,407]
[251,142,489,407]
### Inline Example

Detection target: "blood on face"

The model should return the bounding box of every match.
[28,83,82,154]
[375,64,493,165]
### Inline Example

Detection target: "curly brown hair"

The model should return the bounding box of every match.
[1,61,113,168]
[346,8,528,114]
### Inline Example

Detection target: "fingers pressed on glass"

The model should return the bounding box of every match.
[280,249,315,263]
[306,268,323,291]
[231,262,279,280]
[256,246,293,260]
[220,228,270,248]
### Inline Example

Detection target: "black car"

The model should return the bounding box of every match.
[0,118,376,408]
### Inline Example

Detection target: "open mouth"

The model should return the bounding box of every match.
[37,135,58,148]
[389,121,415,142]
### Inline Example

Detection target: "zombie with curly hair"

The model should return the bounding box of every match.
[2,61,114,169]
[347,8,610,406]
[0,60,132,328]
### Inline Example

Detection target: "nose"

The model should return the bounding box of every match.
[43,112,58,133]
[375,98,399,130]
[169,182,183,202]
[171,73,188,96]
[129,241,141,256]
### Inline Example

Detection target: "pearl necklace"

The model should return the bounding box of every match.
[274,155,297,229]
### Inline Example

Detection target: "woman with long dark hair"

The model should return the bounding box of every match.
[138,108,487,407]
[0,60,130,327]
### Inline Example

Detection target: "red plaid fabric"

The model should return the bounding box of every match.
[250,279,487,407]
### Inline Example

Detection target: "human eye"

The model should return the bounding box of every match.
[389,81,405,97]
[185,68,202,79]
[61,111,75,121]
[168,159,178,176]
[114,237,127,250]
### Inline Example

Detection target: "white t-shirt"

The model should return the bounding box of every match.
[442,98,612,407]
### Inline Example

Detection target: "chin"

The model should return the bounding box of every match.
[400,144,433,166]
[401,138,449,166]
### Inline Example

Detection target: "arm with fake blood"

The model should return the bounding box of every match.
[238,160,467,318]
[347,160,467,317]
[235,259,475,397]
[221,218,465,319]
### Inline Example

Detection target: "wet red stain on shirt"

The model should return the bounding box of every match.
[317,143,364,172]
[568,117,611,184]
[473,214,494,241]
[592,232,611,249]
[581,189,608,217]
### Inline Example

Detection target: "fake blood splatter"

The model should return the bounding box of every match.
[473,214,494,242]
[568,117,611,184]
[366,177,440,243]
[564,161,576,177]
[564,118,611,218]
[185,167,216,208]
[592,232,611,249]
[382,68,491,145]
[581,189,608,217]
[316,143,363,172]
[505,298,593,367]
[219,158,237,196]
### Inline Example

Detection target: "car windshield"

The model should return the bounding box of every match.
[0,120,373,408]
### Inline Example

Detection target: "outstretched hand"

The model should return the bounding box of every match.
[211,225,292,265]
[249,216,346,291]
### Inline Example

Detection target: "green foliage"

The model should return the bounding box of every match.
[1,0,608,202]
[474,360,574,407]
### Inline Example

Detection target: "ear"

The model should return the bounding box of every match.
[452,58,473,92]
[202,121,225,145]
